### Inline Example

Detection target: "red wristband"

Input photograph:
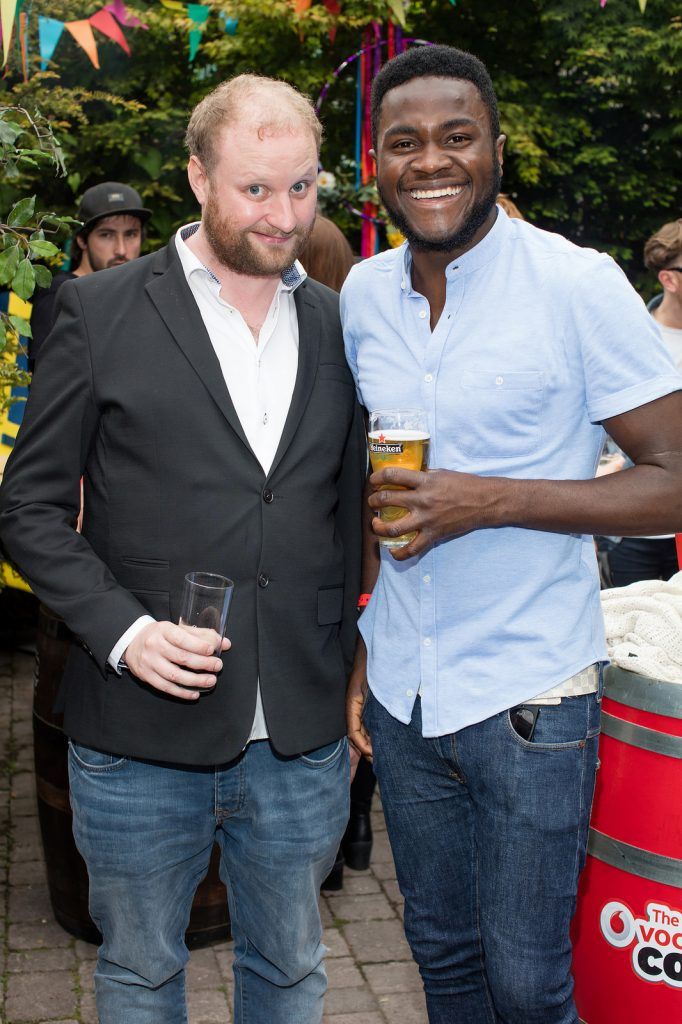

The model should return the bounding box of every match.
[357,593,372,608]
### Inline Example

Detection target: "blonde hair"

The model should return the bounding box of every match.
[185,74,322,175]
[496,194,524,220]
[644,219,682,273]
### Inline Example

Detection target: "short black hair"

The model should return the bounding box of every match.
[371,45,500,149]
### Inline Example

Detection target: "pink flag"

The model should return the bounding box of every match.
[90,8,131,55]
[104,0,148,30]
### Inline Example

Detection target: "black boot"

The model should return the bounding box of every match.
[341,802,372,871]
[321,849,344,891]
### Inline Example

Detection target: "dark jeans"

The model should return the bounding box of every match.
[364,688,601,1024]
[609,536,679,588]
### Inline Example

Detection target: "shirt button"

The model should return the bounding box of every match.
[423,637,432,647]
[263,489,274,503]
[258,573,270,588]
[419,310,427,319]
[423,574,431,583]
[495,376,504,386]
[406,688,414,698]
[424,373,433,383]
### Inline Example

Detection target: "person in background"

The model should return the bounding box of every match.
[29,182,150,368]
[0,75,364,1024]
[342,44,682,1024]
[495,193,524,219]
[606,217,682,586]
[300,214,378,891]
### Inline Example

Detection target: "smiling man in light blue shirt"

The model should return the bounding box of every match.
[341,44,682,1024]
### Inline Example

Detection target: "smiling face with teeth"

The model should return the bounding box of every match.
[373,76,505,261]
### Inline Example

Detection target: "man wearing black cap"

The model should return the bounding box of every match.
[29,181,151,367]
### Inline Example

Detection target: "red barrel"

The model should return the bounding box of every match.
[572,666,682,1022]
[33,604,230,948]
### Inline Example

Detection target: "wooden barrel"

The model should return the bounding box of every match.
[33,604,231,948]
[572,666,682,1022]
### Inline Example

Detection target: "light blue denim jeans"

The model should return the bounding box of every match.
[364,688,601,1024]
[68,736,350,1024]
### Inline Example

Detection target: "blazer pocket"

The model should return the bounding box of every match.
[318,585,344,625]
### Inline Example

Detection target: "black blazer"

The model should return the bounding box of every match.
[0,240,365,764]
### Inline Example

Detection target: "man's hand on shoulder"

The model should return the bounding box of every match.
[124,621,231,701]
[368,467,508,560]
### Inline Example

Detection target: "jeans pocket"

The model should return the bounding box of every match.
[68,740,128,773]
[299,737,348,769]
[506,694,601,751]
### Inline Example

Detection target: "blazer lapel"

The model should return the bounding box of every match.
[267,282,320,481]
[145,240,255,458]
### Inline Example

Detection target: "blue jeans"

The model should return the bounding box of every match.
[364,688,601,1024]
[68,736,349,1024]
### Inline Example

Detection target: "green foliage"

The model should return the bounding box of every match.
[0,105,74,408]
[0,0,678,294]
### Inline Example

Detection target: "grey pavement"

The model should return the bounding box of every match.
[0,649,428,1024]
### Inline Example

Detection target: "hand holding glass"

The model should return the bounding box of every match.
[368,409,430,549]
[179,572,234,656]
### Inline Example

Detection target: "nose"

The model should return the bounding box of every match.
[410,141,452,177]
[265,192,297,235]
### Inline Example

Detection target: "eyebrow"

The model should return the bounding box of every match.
[384,117,480,139]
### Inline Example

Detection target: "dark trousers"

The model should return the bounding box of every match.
[609,536,679,588]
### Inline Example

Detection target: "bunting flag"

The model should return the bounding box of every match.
[219,11,238,35]
[65,19,100,69]
[638,0,647,10]
[188,4,210,62]
[105,0,148,29]
[293,0,313,11]
[38,17,64,70]
[90,8,131,55]
[323,0,341,43]
[1,0,18,66]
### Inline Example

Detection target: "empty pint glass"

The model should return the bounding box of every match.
[368,409,430,549]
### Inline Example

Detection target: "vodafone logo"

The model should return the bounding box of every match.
[600,901,682,988]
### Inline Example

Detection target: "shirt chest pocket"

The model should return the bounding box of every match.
[456,370,545,459]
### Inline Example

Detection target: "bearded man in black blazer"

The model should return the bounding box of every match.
[0,74,364,1024]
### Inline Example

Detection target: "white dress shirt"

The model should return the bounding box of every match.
[109,223,306,742]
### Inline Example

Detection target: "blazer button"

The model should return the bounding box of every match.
[258,573,270,588]
[263,489,274,503]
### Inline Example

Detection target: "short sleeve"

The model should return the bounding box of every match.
[568,255,682,423]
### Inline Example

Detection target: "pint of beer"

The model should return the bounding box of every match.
[368,409,430,549]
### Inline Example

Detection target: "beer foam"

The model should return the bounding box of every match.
[368,430,430,441]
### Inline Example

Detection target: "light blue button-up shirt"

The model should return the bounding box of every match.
[341,208,682,737]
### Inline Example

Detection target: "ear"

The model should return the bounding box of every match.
[369,148,377,166]
[496,134,506,171]
[187,155,210,207]
[75,233,87,252]
[658,269,678,294]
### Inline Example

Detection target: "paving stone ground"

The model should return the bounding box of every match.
[0,649,428,1024]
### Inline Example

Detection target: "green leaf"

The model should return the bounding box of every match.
[28,240,60,258]
[0,244,21,286]
[0,121,22,145]
[9,315,32,339]
[11,258,36,300]
[67,172,81,194]
[33,264,52,289]
[0,320,6,349]
[8,196,36,228]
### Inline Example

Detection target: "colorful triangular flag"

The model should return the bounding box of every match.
[90,8,131,55]
[65,19,100,69]
[188,3,210,63]
[105,0,148,27]
[1,0,18,66]
[38,15,64,70]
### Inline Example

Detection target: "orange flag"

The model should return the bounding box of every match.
[293,0,312,11]
[65,19,100,68]
[90,8,130,55]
